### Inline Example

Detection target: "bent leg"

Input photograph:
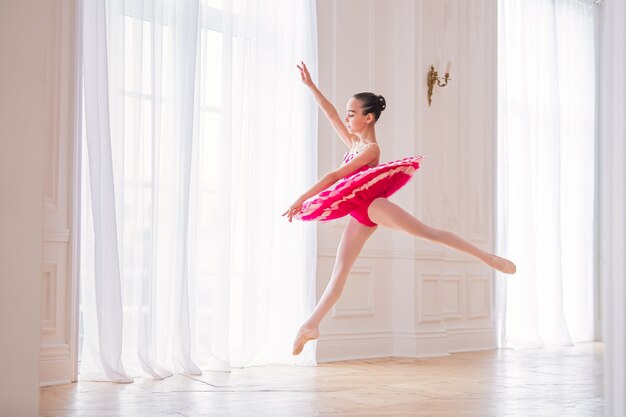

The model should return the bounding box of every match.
[368,198,515,274]
[293,218,376,355]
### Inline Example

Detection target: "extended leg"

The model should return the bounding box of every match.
[368,198,516,274]
[293,218,377,355]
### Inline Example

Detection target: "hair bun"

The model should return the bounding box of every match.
[377,95,387,111]
[352,92,386,121]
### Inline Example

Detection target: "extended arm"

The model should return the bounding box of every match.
[283,144,379,222]
[298,62,356,149]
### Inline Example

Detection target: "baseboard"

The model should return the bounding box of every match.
[393,329,451,358]
[316,327,497,363]
[447,327,497,352]
[40,344,73,386]
[316,331,395,362]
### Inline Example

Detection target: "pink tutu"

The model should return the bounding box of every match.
[295,156,424,227]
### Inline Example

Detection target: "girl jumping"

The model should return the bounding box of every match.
[283,62,516,356]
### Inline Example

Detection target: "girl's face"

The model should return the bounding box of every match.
[344,97,374,134]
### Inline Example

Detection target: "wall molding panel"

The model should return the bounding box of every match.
[417,274,442,324]
[442,275,465,320]
[467,274,491,319]
[41,263,59,335]
[333,266,375,319]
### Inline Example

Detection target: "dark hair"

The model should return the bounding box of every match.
[352,92,386,121]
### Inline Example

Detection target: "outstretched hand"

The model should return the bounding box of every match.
[297,61,314,88]
[282,198,304,223]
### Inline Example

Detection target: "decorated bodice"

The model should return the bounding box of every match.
[342,150,356,165]
[342,141,377,166]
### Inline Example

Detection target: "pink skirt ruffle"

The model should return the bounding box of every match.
[295,156,424,225]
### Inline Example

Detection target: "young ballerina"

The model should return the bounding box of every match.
[283,62,516,356]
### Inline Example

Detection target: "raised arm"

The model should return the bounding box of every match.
[298,62,357,149]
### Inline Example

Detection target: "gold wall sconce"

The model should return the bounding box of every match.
[427,63,451,107]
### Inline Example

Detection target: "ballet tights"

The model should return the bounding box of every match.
[299,218,377,331]
[367,197,514,272]
[294,197,515,352]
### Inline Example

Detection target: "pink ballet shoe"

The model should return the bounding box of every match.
[292,327,319,356]
[490,255,516,274]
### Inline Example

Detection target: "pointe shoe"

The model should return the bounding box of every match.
[292,327,319,356]
[490,255,517,274]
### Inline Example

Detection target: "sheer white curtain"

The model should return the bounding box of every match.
[497,0,596,348]
[80,0,318,381]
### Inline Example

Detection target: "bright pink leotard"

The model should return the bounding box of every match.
[294,143,424,227]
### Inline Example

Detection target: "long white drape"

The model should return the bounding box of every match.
[80,0,318,381]
[497,0,596,348]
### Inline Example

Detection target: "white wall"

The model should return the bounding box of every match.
[315,0,498,361]
[0,1,52,414]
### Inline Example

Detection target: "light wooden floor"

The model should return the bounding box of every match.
[41,343,603,417]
